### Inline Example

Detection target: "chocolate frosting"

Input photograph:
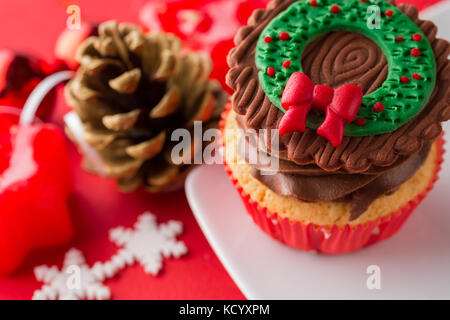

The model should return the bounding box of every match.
[226,0,450,173]
[244,135,431,220]
[236,116,431,219]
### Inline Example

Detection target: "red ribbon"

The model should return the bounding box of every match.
[279,72,363,147]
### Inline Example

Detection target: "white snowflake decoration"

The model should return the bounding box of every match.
[32,212,187,300]
[33,249,110,300]
[109,212,188,275]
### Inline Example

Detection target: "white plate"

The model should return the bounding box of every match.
[185,4,450,300]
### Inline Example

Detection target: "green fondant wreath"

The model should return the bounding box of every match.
[255,0,436,136]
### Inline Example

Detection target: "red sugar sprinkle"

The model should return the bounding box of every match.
[283,60,291,68]
[267,67,275,77]
[395,36,404,42]
[310,0,318,7]
[330,5,340,14]
[355,118,366,126]
[279,32,290,41]
[385,10,393,17]
[412,73,422,80]
[412,33,422,42]
[264,36,272,43]
[411,48,421,57]
[400,76,410,83]
[373,102,384,113]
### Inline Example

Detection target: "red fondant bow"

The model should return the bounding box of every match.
[279,72,363,147]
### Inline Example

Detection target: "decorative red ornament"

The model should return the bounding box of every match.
[0,50,55,120]
[279,32,290,41]
[355,118,367,126]
[267,67,275,77]
[330,5,340,14]
[412,73,422,80]
[400,76,410,83]
[412,33,422,42]
[373,102,384,112]
[264,36,272,43]
[411,48,421,57]
[395,36,404,42]
[385,10,394,17]
[310,0,318,7]
[0,111,72,276]
[279,72,363,147]
[0,72,74,275]
[138,0,269,93]
[283,60,291,68]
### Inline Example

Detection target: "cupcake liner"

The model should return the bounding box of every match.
[220,106,445,254]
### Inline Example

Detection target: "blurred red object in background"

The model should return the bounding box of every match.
[54,21,97,70]
[139,0,269,92]
[0,108,73,276]
[0,50,56,120]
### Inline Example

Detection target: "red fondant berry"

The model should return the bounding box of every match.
[400,76,410,83]
[283,60,291,68]
[310,0,318,7]
[385,10,393,17]
[373,102,384,113]
[395,36,404,42]
[412,33,422,42]
[360,0,368,2]
[411,48,421,57]
[267,67,275,77]
[330,5,340,14]
[264,36,272,44]
[412,73,422,80]
[279,32,290,41]
[355,118,366,126]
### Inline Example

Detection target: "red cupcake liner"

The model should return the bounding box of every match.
[220,107,446,254]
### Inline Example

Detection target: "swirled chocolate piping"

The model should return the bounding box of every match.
[302,31,387,95]
[226,0,450,173]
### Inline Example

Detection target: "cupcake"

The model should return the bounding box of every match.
[222,0,449,254]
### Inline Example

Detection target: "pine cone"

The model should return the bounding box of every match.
[65,21,227,192]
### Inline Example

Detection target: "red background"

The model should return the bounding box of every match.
[0,0,442,300]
